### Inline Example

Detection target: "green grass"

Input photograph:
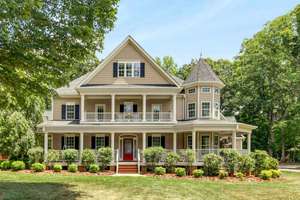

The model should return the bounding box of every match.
[0,171,299,200]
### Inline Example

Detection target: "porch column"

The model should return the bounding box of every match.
[80,94,85,121]
[192,130,196,162]
[143,94,146,122]
[232,131,237,150]
[111,94,115,122]
[79,132,84,163]
[247,132,251,153]
[211,132,214,149]
[173,132,177,152]
[142,132,146,150]
[172,94,177,122]
[111,132,115,161]
[44,132,48,162]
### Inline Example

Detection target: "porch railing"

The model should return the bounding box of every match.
[85,112,111,122]
[146,112,172,122]
[115,112,143,122]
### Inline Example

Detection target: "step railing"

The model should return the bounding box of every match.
[115,149,119,174]
[137,149,141,174]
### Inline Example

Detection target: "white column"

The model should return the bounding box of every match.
[173,132,177,152]
[232,131,237,150]
[111,132,115,161]
[172,94,177,121]
[143,94,146,121]
[197,86,200,119]
[212,86,215,119]
[80,94,85,121]
[142,132,146,150]
[211,132,214,149]
[44,132,48,162]
[79,132,84,163]
[192,130,196,163]
[111,94,115,122]
[247,133,251,153]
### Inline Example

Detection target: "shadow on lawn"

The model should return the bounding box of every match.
[0,181,87,200]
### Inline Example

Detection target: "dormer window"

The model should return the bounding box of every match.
[118,61,141,77]
[201,87,211,93]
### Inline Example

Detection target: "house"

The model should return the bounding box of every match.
[38,36,256,173]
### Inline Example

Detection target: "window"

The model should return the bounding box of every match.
[95,104,105,121]
[95,135,105,149]
[214,135,219,148]
[152,135,161,147]
[214,88,220,94]
[188,88,196,94]
[65,135,75,149]
[201,135,210,149]
[66,103,75,120]
[124,102,134,112]
[188,103,196,119]
[118,61,140,77]
[152,104,161,121]
[201,102,211,117]
[187,135,192,149]
[48,135,53,149]
[214,102,220,119]
[201,87,211,93]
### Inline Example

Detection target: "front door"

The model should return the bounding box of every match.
[123,138,133,161]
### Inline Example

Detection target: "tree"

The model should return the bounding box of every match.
[177,58,198,80]
[155,56,178,76]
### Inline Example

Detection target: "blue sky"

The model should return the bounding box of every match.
[97,0,299,66]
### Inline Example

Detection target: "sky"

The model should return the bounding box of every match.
[97,0,299,66]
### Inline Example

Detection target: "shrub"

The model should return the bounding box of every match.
[89,164,100,173]
[63,149,78,164]
[98,147,112,171]
[250,150,270,175]
[68,164,78,173]
[143,147,164,171]
[175,167,186,177]
[165,152,180,173]
[185,149,195,175]
[265,157,279,170]
[260,170,272,180]
[28,147,44,163]
[220,149,240,175]
[47,150,60,162]
[270,169,281,178]
[11,161,25,171]
[0,160,11,170]
[235,172,244,180]
[203,153,223,176]
[81,149,96,167]
[237,154,255,174]
[154,167,166,175]
[31,163,45,172]
[192,169,204,178]
[53,164,62,172]
[218,170,228,179]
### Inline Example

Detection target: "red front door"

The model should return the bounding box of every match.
[123,139,133,161]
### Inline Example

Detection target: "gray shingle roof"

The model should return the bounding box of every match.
[56,72,91,95]
[183,59,224,85]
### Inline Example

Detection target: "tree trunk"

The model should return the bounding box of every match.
[280,129,286,162]
[268,113,275,155]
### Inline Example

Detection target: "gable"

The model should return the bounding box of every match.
[83,37,178,86]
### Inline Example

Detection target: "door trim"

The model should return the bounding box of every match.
[118,134,138,161]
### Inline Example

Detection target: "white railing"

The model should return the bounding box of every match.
[115,149,119,174]
[115,112,143,122]
[137,149,141,174]
[85,112,111,122]
[146,112,172,122]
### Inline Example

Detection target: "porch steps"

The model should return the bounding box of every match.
[118,164,138,174]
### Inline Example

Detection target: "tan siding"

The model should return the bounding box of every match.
[146,99,172,112]
[85,99,111,113]
[176,96,184,120]
[53,97,80,120]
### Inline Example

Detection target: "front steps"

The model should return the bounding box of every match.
[118,163,139,174]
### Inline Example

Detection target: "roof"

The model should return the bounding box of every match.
[183,59,224,86]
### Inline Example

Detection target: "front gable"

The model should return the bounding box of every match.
[80,36,179,87]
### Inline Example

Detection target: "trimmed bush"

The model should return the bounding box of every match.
[185,149,195,175]
[31,163,45,172]
[235,172,244,180]
[203,153,223,176]
[28,147,44,163]
[47,150,60,162]
[192,169,204,178]
[175,167,186,177]
[143,147,164,171]
[89,164,100,173]
[220,149,240,175]
[218,170,228,179]
[11,161,25,171]
[63,149,78,164]
[237,154,255,175]
[0,160,11,170]
[165,152,180,173]
[250,150,269,175]
[260,170,272,180]
[265,157,279,170]
[154,167,166,175]
[98,147,112,171]
[81,149,96,167]
[68,164,78,173]
[53,164,62,172]
[270,169,281,178]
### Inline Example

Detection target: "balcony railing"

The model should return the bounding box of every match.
[115,112,143,122]
[146,112,172,122]
[85,112,112,122]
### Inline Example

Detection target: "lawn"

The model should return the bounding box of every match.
[0,171,299,200]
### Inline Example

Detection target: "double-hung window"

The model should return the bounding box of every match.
[95,135,105,149]
[187,135,193,149]
[201,102,211,118]
[118,63,125,77]
[201,87,211,93]
[188,88,196,94]
[188,103,196,119]
[152,135,161,147]
[133,62,140,77]
[65,135,75,149]
[126,63,132,77]
[66,103,75,120]
[48,135,53,149]
[214,102,220,119]
[118,61,140,77]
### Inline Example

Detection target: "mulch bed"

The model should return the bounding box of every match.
[16,170,114,176]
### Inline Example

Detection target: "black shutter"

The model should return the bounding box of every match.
[75,104,80,120]
[61,136,65,149]
[113,62,118,77]
[75,136,79,149]
[120,104,124,112]
[61,104,66,120]
[105,136,109,147]
[91,136,96,149]
[133,104,138,112]
[147,136,152,147]
[140,62,145,77]
[161,136,165,148]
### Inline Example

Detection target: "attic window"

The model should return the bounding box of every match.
[118,61,140,77]
[201,87,211,93]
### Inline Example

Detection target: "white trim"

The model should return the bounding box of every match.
[118,133,138,161]
[201,101,211,118]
